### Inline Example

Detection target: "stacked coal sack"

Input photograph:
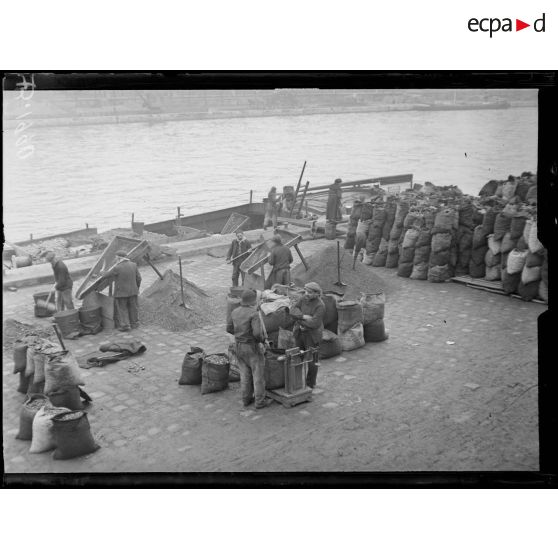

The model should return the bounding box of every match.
[428,207,457,282]
[455,201,477,276]
[397,209,423,278]
[410,226,432,280]
[484,206,512,281]
[345,200,365,251]
[336,301,365,351]
[364,205,387,265]
[14,337,63,396]
[386,200,409,268]
[373,199,397,267]
[360,293,388,342]
[354,202,374,261]
[500,203,527,292]
[517,219,545,301]
[469,207,494,278]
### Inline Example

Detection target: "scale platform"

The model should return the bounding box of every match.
[265,346,317,409]
[266,386,313,408]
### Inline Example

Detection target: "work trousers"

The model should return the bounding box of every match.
[55,288,74,312]
[231,264,246,287]
[265,267,290,289]
[263,209,278,229]
[115,295,139,330]
[295,330,319,389]
[236,342,266,406]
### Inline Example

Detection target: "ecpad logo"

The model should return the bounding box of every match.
[468,13,546,37]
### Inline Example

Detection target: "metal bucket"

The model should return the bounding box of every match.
[33,292,56,317]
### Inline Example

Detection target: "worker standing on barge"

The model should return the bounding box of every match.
[263,186,279,230]
[227,289,273,409]
[226,231,252,287]
[102,250,142,332]
[44,251,75,311]
[266,234,293,289]
[326,178,344,223]
[292,282,325,389]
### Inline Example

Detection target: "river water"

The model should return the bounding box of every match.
[3,106,537,241]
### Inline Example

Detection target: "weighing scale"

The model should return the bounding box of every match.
[266,346,318,408]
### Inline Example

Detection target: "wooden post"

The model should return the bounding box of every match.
[250,190,253,204]
[260,262,266,290]
[131,213,134,226]
[289,160,307,217]
[294,244,309,271]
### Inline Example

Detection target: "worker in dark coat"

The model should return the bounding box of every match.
[102,250,142,331]
[226,289,273,409]
[263,186,279,230]
[226,231,252,287]
[326,178,344,223]
[44,251,74,311]
[292,282,325,389]
[265,234,293,289]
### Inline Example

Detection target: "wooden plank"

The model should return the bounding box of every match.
[266,387,313,408]
[276,216,317,228]
[305,173,413,193]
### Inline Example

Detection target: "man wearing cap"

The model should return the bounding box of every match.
[226,289,273,409]
[292,282,325,389]
[226,231,252,287]
[265,234,293,289]
[44,251,74,311]
[102,250,142,332]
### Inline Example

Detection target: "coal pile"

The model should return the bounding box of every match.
[138,269,222,332]
[3,319,53,349]
[291,245,395,299]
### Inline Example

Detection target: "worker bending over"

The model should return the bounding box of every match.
[265,234,293,289]
[227,289,273,409]
[263,186,279,230]
[292,282,325,389]
[102,250,142,332]
[44,251,74,311]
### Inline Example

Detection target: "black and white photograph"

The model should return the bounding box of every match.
[1,72,552,481]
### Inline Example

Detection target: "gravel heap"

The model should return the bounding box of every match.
[291,244,395,299]
[3,319,54,349]
[138,269,223,332]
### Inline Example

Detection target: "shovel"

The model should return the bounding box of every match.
[36,284,57,313]
[334,241,347,287]
[178,256,191,310]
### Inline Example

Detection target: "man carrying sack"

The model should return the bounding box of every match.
[226,289,273,409]
[43,251,74,311]
[226,231,252,287]
[102,250,142,332]
[291,282,325,389]
[265,234,293,289]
